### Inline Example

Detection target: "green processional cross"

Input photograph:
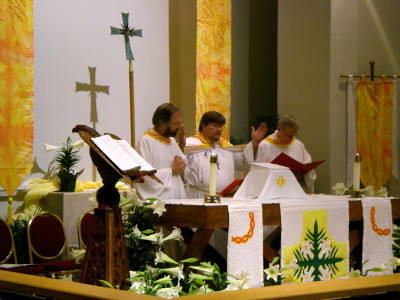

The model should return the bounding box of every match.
[110,12,142,146]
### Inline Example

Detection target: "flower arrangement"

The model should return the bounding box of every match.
[332,182,388,197]
[44,137,84,191]
[10,205,41,263]
[85,188,303,297]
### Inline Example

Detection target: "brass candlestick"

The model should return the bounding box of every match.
[204,194,221,203]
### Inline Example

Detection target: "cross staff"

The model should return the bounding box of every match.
[111,12,142,146]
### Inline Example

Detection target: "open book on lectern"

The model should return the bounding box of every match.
[90,135,155,174]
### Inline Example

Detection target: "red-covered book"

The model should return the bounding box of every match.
[219,179,244,197]
[271,152,324,174]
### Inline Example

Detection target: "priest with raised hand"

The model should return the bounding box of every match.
[185,111,267,198]
[134,103,188,200]
[244,113,316,193]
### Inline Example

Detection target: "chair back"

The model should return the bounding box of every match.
[77,209,94,249]
[0,217,17,264]
[27,211,69,264]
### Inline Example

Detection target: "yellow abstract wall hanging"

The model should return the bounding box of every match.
[356,80,393,189]
[195,0,231,140]
[0,0,34,223]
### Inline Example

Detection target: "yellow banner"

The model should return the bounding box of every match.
[356,81,393,189]
[195,0,231,140]
[0,2,34,201]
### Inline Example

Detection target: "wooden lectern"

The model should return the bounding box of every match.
[72,125,157,289]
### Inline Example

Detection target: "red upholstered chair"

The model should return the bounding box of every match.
[0,217,17,264]
[77,209,94,250]
[0,217,46,275]
[27,211,78,272]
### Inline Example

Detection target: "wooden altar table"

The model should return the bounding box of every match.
[158,198,400,263]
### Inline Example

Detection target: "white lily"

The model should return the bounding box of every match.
[131,225,142,238]
[71,249,86,264]
[72,139,85,149]
[391,257,400,270]
[129,270,140,278]
[196,285,214,294]
[140,231,163,244]
[44,143,61,152]
[154,275,173,286]
[281,259,298,272]
[223,284,239,291]
[159,264,184,279]
[161,227,183,244]
[155,286,180,299]
[332,182,348,195]
[129,279,146,294]
[189,265,214,276]
[147,199,166,217]
[227,271,250,289]
[154,251,178,265]
[374,186,388,197]
[264,263,282,282]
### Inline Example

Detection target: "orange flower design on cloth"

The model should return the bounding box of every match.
[0,1,34,224]
[265,136,295,147]
[144,129,171,145]
[231,212,255,244]
[196,0,232,141]
[370,206,390,236]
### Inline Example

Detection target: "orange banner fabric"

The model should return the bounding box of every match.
[0,2,34,197]
[356,81,393,189]
[195,0,231,140]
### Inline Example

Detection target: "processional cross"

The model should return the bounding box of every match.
[110,12,142,146]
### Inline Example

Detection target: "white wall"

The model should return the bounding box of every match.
[33,0,169,182]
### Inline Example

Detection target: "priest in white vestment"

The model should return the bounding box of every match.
[134,103,188,200]
[243,113,316,193]
[185,111,267,198]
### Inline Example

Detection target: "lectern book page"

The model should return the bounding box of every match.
[91,135,155,172]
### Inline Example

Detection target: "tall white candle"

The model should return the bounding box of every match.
[353,153,361,191]
[209,154,218,196]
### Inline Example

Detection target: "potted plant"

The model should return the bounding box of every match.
[45,137,84,192]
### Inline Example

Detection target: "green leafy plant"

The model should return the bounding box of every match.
[10,206,42,264]
[44,137,84,177]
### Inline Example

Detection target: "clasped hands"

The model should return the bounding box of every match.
[172,155,186,176]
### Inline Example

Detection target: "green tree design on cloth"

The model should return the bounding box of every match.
[283,209,348,283]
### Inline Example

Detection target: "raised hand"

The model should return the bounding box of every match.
[251,122,268,145]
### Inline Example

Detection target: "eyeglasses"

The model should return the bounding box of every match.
[209,124,224,129]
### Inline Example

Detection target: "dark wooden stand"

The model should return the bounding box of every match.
[72,125,155,289]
